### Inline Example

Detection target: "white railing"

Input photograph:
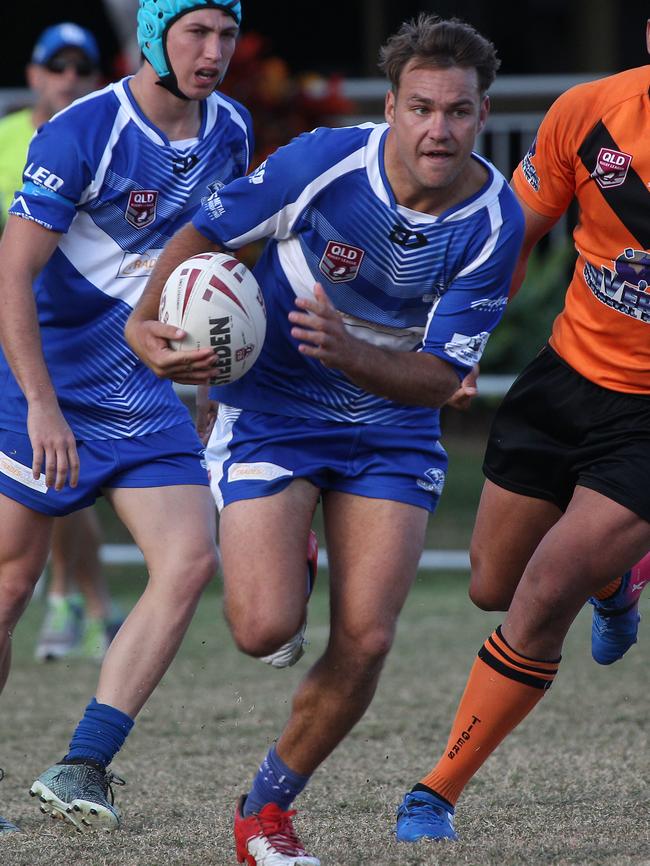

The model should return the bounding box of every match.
[101,544,471,571]
[340,73,604,102]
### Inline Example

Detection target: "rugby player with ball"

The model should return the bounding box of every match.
[127,14,524,864]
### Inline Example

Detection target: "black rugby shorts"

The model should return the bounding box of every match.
[483,345,650,521]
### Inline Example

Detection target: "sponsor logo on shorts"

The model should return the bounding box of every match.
[444,331,490,366]
[228,462,294,482]
[0,452,48,493]
[125,189,158,229]
[417,467,446,495]
[590,147,632,190]
[319,241,365,283]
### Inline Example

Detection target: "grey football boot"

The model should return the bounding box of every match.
[0,769,21,836]
[30,762,124,831]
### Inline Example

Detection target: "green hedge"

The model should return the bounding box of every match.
[481,240,575,373]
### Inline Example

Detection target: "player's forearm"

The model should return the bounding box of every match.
[342,341,460,409]
[131,224,221,323]
[0,273,57,405]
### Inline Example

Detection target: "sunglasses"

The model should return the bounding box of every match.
[44,57,96,77]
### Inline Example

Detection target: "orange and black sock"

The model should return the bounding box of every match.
[414,626,560,806]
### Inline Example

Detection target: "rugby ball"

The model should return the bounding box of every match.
[159,252,266,385]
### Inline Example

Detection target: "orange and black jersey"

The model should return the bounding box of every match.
[512,66,650,394]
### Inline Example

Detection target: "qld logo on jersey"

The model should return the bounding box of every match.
[319,241,365,283]
[125,189,158,229]
[590,147,632,190]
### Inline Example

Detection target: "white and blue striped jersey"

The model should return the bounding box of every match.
[2,77,252,440]
[195,122,524,432]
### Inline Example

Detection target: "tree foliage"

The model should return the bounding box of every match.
[481,240,575,373]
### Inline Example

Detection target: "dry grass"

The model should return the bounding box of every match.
[1,572,648,866]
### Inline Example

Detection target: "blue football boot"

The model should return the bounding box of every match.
[396,789,458,842]
[589,552,650,665]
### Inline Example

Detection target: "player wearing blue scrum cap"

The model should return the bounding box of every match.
[0,0,252,834]
[137,0,241,97]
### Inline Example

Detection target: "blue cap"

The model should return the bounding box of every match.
[31,23,100,67]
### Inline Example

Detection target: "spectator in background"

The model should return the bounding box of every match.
[0,23,124,663]
[0,23,101,217]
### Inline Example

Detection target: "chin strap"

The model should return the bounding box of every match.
[155,72,191,101]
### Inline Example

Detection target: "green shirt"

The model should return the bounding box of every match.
[0,108,34,228]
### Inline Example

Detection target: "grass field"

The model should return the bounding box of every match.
[1,567,648,866]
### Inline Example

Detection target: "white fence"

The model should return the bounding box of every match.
[101,543,471,571]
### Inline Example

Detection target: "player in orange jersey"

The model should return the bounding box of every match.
[396,17,650,843]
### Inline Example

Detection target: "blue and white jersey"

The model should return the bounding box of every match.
[195,123,523,432]
[2,77,253,440]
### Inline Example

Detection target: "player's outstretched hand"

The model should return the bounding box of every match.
[124,318,216,385]
[27,401,79,491]
[289,283,357,371]
[445,364,479,411]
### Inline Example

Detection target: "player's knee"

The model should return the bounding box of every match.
[468,553,513,611]
[229,617,303,658]
[224,589,305,657]
[184,546,220,594]
[468,579,511,611]
[335,621,395,664]
[0,569,38,624]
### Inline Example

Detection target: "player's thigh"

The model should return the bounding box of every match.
[507,485,650,639]
[105,484,218,575]
[0,493,53,590]
[469,479,562,610]
[51,506,100,562]
[218,478,320,619]
[323,491,428,645]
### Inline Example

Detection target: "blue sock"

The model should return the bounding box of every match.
[243,746,310,816]
[64,697,134,768]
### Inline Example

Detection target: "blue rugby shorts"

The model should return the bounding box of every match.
[0,422,209,517]
[206,406,448,513]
